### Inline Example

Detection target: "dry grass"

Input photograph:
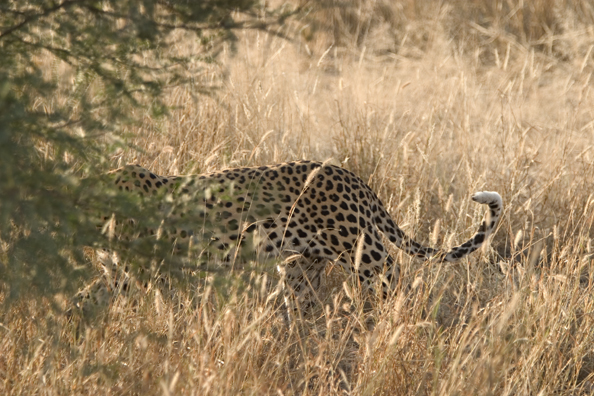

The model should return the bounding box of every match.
[3,1,594,394]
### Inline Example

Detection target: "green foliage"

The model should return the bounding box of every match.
[0,0,289,309]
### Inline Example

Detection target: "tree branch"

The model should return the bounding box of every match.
[0,0,84,39]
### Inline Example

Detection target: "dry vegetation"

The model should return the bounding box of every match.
[3,1,594,394]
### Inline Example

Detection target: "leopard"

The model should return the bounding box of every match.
[73,159,502,314]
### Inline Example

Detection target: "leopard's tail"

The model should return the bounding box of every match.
[381,191,502,262]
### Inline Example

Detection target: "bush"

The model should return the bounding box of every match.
[0,0,290,308]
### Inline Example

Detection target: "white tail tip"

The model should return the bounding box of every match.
[471,191,502,206]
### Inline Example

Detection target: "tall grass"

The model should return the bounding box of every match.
[2,1,594,394]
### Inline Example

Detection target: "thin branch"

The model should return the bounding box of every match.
[0,0,85,39]
[82,3,301,36]
[12,35,75,64]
